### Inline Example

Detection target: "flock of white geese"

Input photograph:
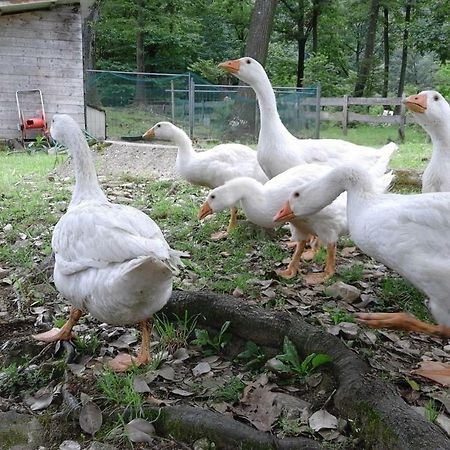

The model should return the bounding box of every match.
[32,57,450,379]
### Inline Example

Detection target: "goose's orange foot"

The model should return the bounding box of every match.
[275,266,298,279]
[304,271,332,285]
[210,230,228,240]
[32,328,75,342]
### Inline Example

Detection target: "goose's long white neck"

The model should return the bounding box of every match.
[426,120,450,159]
[169,127,197,169]
[67,128,107,207]
[251,75,293,141]
[233,178,270,223]
[297,166,376,223]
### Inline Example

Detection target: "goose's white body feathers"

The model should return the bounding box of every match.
[50,115,180,326]
[220,57,397,179]
[289,165,450,327]
[145,122,268,188]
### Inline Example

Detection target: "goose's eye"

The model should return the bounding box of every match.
[434,95,439,101]
[246,59,251,64]
[211,195,215,200]
[157,124,161,127]
[293,192,300,198]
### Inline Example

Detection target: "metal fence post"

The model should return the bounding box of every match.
[398,93,406,143]
[342,94,349,135]
[315,84,321,139]
[188,75,195,139]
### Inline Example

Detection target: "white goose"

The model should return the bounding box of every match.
[143,121,268,239]
[198,164,347,282]
[218,57,397,179]
[33,114,181,372]
[275,164,450,342]
[404,90,450,193]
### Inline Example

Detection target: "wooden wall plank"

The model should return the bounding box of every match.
[0,5,84,140]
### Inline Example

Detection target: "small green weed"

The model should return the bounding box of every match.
[313,246,327,264]
[276,415,303,438]
[212,377,245,403]
[154,311,198,352]
[97,369,144,417]
[74,333,102,355]
[272,336,332,378]
[192,321,231,356]
[53,317,67,328]
[326,307,355,324]
[337,263,364,283]
[379,277,430,322]
[425,399,440,423]
[236,341,267,369]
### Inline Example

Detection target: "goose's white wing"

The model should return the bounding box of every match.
[53,201,172,275]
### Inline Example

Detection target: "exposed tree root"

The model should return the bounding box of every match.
[143,405,321,450]
[162,290,449,450]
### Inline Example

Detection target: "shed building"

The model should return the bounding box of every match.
[0,0,84,141]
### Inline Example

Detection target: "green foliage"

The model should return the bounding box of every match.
[212,377,245,403]
[273,336,332,378]
[27,135,49,153]
[192,321,231,355]
[326,308,355,325]
[74,333,102,355]
[424,399,440,423]
[154,311,198,352]
[237,341,267,369]
[379,277,429,322]
[188,59,225,84]
[97,369,144,414]
[337,263,364,284]
[435,63,450,98]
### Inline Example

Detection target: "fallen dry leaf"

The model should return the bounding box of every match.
[412,361,450,386]
[125,418,155,443]
[79,401,103,435]
[308,409,338,431]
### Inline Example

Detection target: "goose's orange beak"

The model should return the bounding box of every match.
[404,93,427,113]
[273,201,295,222]
[198,201,213,220]
[218,59,240,74]
[142,128,155,139]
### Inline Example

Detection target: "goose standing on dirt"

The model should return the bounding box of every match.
[198,164,348,282]
[33,114,181,372]
[275,164,450,342]
[218,57,397,179]
[143,121,268,239]
[404,90,450,193]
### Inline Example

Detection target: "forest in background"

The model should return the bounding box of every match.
[85,0,449,98]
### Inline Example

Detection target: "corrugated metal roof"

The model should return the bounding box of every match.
[0,0,79,15]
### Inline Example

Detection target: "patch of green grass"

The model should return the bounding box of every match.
[313,246,327,264]
[336,263,364,284]
[75,333,102,355]
[154,311,198,352]
[326,307,355,324]
[425,398,440,423]
[276,415,303,438]
[97,369,144,415]
[378,277,430,322]
[211,377,245,403]
[192,321,231,356]
[236,341,267,369]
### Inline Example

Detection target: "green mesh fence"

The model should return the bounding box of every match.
[85,70,319,142]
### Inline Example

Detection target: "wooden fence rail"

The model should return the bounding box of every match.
[305,95,416,141]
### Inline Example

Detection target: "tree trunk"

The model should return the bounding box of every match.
[134,29,146,105]
[382,6,390,99]
[233,0,278,138]
[397,2,412,98]
[82,1,101,107]
[296,0,306,87]
[311,0,319,53]
[244,0,278,65]
[353,0,380,96]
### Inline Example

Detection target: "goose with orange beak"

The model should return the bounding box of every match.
[198,164,350,282]
[142,121,267,240]
[404,90,450,193]
[218,57,397,180]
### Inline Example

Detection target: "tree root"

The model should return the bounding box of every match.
[143,405,321,450]
[162,290,449,450]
